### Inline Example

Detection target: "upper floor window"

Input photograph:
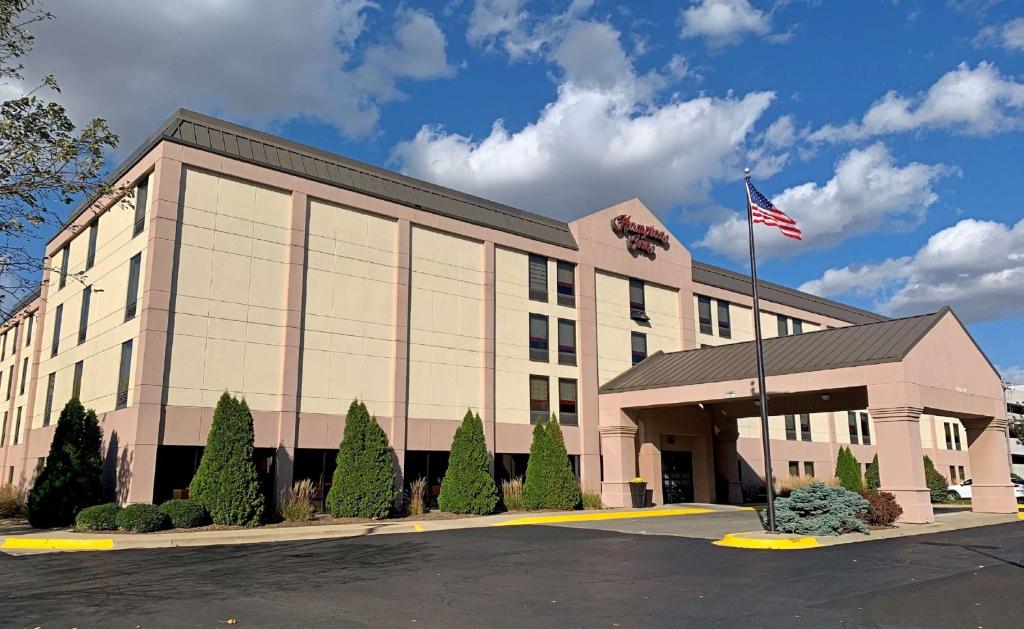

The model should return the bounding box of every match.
[859,412,871,445]
[72,360,84,400]
[792,319,804,335]
[1,331,6,360]
[18,356,28,396]
[86,219,99,270]
[12,407,21,445]
[51,304,63,357]
[78,286,92,344]
[125,253,141,321]
[24,314,32,346]
[58,244,69,289]
[631,331,647,365]
[133,178,148,237]
[629,278,647,321]
[785,414,797,441]
[697,295,712,335]
[557,318,576,366]
[558,378,578,426]
[556,261,575,308]
[43,372,56,427]
[529,374,549,424]
[717,300,732,339]
[528,255,547,302]
[800,414,811,442]
[5,365,12,401]
[847,411,859,445]
[777,314,788,337]
[528,314,548,362]
[0,411,6,445]
[944,422,953,449]
[9,323,16,351]
[953,423,961,450]
[116,339,133,409]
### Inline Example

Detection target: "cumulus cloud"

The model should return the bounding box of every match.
[975,17,1024,51]
[466,0,595,59]
[2,1,454,146]
[1001,365,1024,385]
[391,19,775,219]
[809,62,1024,142]
[799,218,1024,322]
[680,0,771,47]
[699,143,952,259]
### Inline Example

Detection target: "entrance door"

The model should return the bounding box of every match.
[661,451,694,504]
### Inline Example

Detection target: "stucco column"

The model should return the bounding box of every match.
[390,219,411,487]
[598,406,638,507]
[636,418,661,504]
[577,263,601,492]
[868,405,933,523]
[963,416,1017,514]
[713,417,744,504]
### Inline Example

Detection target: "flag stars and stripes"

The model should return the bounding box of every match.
[746,179,802,240]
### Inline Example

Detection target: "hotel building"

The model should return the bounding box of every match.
[0,110,1015,523]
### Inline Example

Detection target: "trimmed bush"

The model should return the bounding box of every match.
[116,503,168,533]
[75,503,121,532]
[923,455,950,503]
[834,446,864,494]
[774,482,869,535]
[189,393,265,527]
[159,499,209,529]
[860,490,902,527]
[0,483,19,518]
[523,415,581,510]
[865,454,880,491]
[326,400,396,519]
[438,410,498,515]
[28,398,103,528]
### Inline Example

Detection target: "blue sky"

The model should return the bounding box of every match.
[12,0,1024,381]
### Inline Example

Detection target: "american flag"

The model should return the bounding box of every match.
[747,179,802,240]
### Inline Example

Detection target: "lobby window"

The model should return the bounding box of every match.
[804,462,815,477]
[785,414,797,441]
[78,285,91,344]
[86,219,99,270]
[788,461,799,477]
[125,253,141,321]
[717,300,731,339]
[558,378,578,426]
[859,413,871,445]
[556,261,575,308]
[72,360,84,400]
[43,372,55,427]
[944,422,953,450]
[24,314,32,346]
[847,411,859,445]
[697,295,712,335]
[792,319,804,335]
[529,314,548,362]
[958,465,965,481]
[953,424,961,451]
[777,314,788,337]
[51,303,62,356]
[949,466,957,483]
[800,414,811,442]
[557,318,576,366]
[133,177,148,237]
[12,407,21,445]
[629,279,647,321]
[58,244,69,289]
[528,255,548,302]
[19,356,28,395]
[529,375,549,424]
[631,332,647,365]
[116,339,133,409]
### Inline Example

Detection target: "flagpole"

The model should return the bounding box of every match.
[744,167,777,533]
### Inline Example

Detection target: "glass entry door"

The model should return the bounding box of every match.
[661,451,694,504]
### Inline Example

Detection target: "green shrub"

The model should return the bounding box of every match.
[189,393,265,527]
[438,410,498,515]
[28,398,103,528]
[865,454,880,491]
[279,479,315,522]
[774,482,869,535]
[501,477,525,512]
[581,489,603,510]
[75,503,121,532]
[523,415,581,510]
[923,456,950,503]
[860,490,902,527]
[0,483,20,518]
[834,446,864,494]
[326,400,396,519]
[159,499,209,529]
[116,503,168,533]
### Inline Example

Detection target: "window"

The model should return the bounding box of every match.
[717,300,731,339]
[528,314,548,362]
[9,324,16,351]
[697,295,713,335]
[777,314,788,337]
[792,319,803,335]
[1,331,5,359]
[528,255,547,302]
[78,285,92,344]
[944,422,953,450]
[629,278,647,320]
[630,332,647,365]
[43,372,55,427]
[847,411,859,445]
[558,378,578,426]
[785,414,797,441]
[5,365,12,400]
[529,375,549,424]
[58,244,69,289]
[557,318,576,366]
[72,360,84,400]
[0,411,6,444]
[86,219,99,270]
[804,462,815,477]
[24,314,32,346]
[949,466,957,483]
[958,465,965,482]
[51,303,63,356]
[19,356,28,395]
[859,413,871,445]
[800,414,811,442]
[788,461,800,477]
[12,407,21,445]
[125,253,141,321]
[556,261,575,307]
[952,424,961,451]
[133,177,148,237]
[116,340,133,409]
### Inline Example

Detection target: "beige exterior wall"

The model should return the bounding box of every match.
[407,227,484,422]
[596,272,680,385]
[1,310,36,446]
[737,412,830,443]
[165,168,291,411]
[494,247,579,424]
[300,199,398,418]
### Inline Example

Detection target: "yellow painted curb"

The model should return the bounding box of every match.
[413,524,425,532]
[713,533,820,550]
[495,508,713,526]
[1,538,113,551]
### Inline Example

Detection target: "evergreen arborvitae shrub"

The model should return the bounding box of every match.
[75,503,121,532]
[189,393,265,527]
[774,482,869,535]
[834,446,864,494]
[923,455,950,503]
[326,400,396,519]
[438,410,498,515]
[116,503,168,533]
[28,398,103,528]
[865,454,880,491]
[159,499,210,529]
[523,415,581,510]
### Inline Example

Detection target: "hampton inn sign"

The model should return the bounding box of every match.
[611,214,670,258]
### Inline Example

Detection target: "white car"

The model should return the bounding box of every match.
[947,478,1024,500]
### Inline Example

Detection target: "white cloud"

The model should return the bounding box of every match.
[975,17,1024,51]
[699,143,952,259]
[800,218,1024,322]
[465,0,595,59]
[1001,365,1024,385]
[391,19,775,219]
[3,1,454,146]
[809,62,1024,142]
[680,0,771,48]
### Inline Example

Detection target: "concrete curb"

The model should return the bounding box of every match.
[1,538,114,551]
[713,532,820,550]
